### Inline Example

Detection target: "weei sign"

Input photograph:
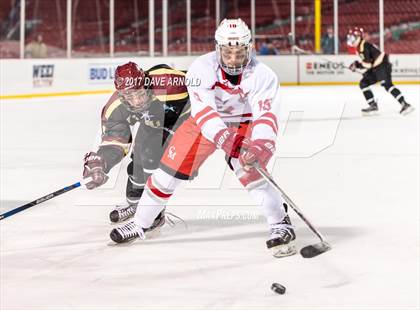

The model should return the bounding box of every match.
[33,64,54,87]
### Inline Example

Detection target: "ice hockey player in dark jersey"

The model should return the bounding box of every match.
[82,62,190,224]
[347,27,414,116]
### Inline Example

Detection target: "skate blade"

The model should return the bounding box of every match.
[271,242,297,258]
[362,111,379,116]
[109,217,135,225]
[107,228,162,246]
[107,237,139,247]
[401,106,415,116]
[145,227,162,239]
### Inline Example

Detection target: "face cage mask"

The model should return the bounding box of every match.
[216,44,252,76]
[118,89,152,113]
[347,34,358,47]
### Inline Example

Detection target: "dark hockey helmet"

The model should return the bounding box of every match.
[114,62,151,113]
[347,27,364,47]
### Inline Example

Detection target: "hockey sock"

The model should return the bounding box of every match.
[126,176,145,204]
[361,86,375,105]
[248,183,288,225]
[387,85,405,104]
[134,169,183,228]
[230,158,287,225]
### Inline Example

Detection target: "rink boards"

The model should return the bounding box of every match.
[1,54,419,99]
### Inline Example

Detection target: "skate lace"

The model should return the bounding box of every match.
[165,212,188,229]
[119,222,145,239]
[271,224,293,238]
[117,205,136,219]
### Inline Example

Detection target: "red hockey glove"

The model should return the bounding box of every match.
[239,139,276,172]
[83,152,109,190]
[214,128,250,158]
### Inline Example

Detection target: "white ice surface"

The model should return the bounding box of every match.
[1,85,419,310]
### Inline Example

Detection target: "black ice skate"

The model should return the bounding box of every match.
[400,102,414,116]
[110,210,166,244]
[109,203,138,223]
[361,101,379,116]
[266,215,297,258]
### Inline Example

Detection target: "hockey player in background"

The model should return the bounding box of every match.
[110,19,296,258]
[83,62,190,224]
[347,27,414,116]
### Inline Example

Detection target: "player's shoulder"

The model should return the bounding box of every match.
[101,91,127,121]
[248,57,278,85]
[362,40,379,51]
[147,64,186,77]
[146,64,189,102]
[187,52,218,87]
[189,51,218,73]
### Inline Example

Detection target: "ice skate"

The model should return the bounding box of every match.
[266,215,297,258]
[109,203,137,223]
[361,101,379,116]
[400,101,414,116]
[109,210,166,244]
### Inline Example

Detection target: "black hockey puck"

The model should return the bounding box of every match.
[271,283,286,295]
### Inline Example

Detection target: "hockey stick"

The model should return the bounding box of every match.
[287,32,363,75]
[0,177,92,220]
[254,166,331,258]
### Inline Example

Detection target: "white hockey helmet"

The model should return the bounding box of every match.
[215,18,252,76]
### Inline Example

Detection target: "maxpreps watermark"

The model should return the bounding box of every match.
[196,209,260,222]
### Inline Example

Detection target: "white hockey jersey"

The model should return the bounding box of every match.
[186,51,280,145]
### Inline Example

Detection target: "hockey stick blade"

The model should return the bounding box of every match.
[253,164,332,259]
[300,241,331,258]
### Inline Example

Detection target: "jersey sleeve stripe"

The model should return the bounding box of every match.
[197,112,219,129]
[252,119,278,135]
[155,92,188,102]
[103,99,123,120]
[194,106,214,124]
[260,112,278,129]
[148,68,186,76]
[258,116,278,132]
[193,106,213,121]
[99,141,130,154]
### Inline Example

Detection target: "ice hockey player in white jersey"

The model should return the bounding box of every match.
[109,18,296,258]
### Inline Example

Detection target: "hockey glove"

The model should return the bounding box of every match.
[240,139,276,172]
[349,60,363,72]
[83,152,109,190]
[214,128,250,158]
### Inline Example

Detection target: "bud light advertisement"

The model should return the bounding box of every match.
[88,63,119,84]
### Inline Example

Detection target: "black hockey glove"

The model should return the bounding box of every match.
[349,60,363,72]
[83,152,109,190]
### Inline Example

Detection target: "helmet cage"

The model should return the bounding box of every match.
[216,43,252,76]
[118,88,152,113]
[347,27,363,47]
[214,18,252,76]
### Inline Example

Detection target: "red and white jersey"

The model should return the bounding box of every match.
[187,51,280,145]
